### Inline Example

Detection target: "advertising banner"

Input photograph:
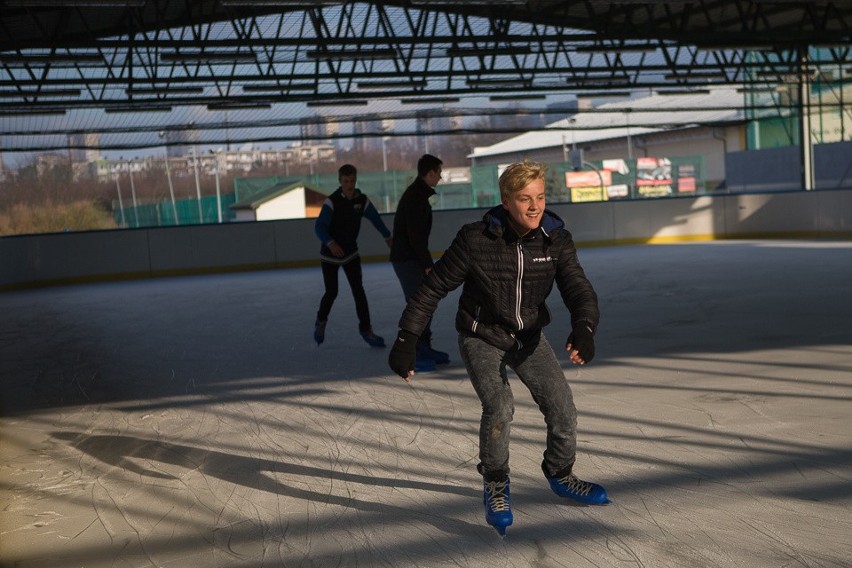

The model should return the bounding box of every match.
[555,156,701,202]
[607,184,630,198]
[637,157,673,197]
[566,170,611,188]
[602,159,630,176]
[677,163,697,193]
[566,170,612,203]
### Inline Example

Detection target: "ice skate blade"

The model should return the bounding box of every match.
[563,497,612,507]
[487,518,511,536]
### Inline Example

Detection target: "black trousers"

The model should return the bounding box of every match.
[391,259,433,345]
[316,257,371,333]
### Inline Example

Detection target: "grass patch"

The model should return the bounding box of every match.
[0,200,117,236]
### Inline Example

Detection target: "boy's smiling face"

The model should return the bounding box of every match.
[502,178,545,235]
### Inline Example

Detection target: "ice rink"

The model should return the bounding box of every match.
[2,239,851,568]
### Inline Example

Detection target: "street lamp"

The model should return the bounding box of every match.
[114,173,126,228]
[191,145,203,223]
[212,150,223,223]
[127,160,140,228]
[380,119,394,172]
[158,131,179,225]
[382,136,389,172]
[624,109,633,160]
[563,117,578,165]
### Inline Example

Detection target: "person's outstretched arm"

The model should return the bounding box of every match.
[363,197,392,246]
[554,231,600,365]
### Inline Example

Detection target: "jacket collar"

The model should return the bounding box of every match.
[412,176,437,198]
[335,187,362,200]
[483,205,564,240]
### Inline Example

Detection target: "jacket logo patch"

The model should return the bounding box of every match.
[531,256,553,263]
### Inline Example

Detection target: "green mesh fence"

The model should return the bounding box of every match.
[747,115,800,149]
[470,164,501,207]
[113,156,706,228]
[114,194,236,228]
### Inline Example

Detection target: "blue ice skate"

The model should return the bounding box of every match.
[483,477,513,536]
[360,329,386,348]
[417,342,450,365]
[547,473,611,505]
[314,319,327,346]
[413,357,436,373]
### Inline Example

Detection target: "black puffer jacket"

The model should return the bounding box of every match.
[399,205,599,351]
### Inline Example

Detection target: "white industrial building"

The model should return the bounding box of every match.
[470,87,748,191]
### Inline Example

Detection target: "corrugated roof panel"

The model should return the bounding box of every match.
[471,87,746,158]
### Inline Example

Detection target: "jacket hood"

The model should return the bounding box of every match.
[483,205,564,238]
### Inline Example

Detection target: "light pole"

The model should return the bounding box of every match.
[624,109,633,160]
[191,145,203,223]
[380,119,394,172]
[127,160,139,228]
[382,136,389,172]
[163,155,179,225]
[159,131,179,225]
[565,117,578,168]
[571,117,577,153]
[212,150,223,223]
[114,172,126,227]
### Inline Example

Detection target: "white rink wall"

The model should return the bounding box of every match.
[2,188,850,290]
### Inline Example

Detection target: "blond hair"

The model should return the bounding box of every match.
[498,160,547,201]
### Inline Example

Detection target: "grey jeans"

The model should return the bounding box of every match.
[458,331,577,481]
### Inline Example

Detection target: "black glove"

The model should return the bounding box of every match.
[388,329,418,379]
[566,324,595,363]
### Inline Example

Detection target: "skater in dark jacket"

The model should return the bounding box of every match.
[314,163,391,348]
[388,159,610,535]
[389,153,449,371]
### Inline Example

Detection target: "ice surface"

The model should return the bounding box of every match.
[2,240,851,567]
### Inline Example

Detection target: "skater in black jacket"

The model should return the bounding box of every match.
[388,159,610,535]
[314,164,391,347]
[389,153,450,371]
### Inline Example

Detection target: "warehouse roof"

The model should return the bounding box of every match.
[471,87,747,159]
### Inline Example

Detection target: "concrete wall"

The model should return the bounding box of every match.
[2,188,850,290]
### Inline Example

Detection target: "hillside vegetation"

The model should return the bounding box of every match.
[1,124,511,237]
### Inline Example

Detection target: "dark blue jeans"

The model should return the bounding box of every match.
[458,332,577,481]
[392,259,432,344]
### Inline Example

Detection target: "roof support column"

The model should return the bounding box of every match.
[798,50,815,191]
